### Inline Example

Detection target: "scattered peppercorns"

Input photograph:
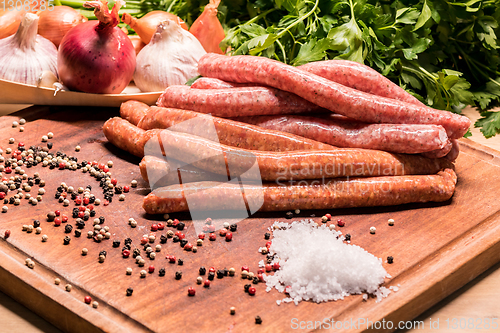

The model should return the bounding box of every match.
[387,256,394,264]
[126,287,133,296]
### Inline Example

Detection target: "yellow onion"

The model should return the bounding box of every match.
[128,35,146,55]
[0,9,26,39]
[37,6,87,47]
[122,11,188,44]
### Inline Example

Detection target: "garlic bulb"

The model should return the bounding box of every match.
[134,19,207,92]
[0,13,58,86]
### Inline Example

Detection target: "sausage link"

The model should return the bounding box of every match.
[191,77,238,89]
[158,130,453,181]
[444,139,460,162]
[298,60,425,106]
[157,84,324,117]
[197,53,471,139]
[143,168,457,214]
[421,140,453,159]
[102,117,162,157]
[232,114,450,154]
[120,100,150,126]
[139,155,228,188]
[120,100,335,151]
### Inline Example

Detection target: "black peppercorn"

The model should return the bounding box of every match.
[252,277,259,284]
[172,235,179,243]
[99,250,107,257]
[99,216,105,224]
[387,256,394,264]
[176,222,185,231]
[126,287,133,296]
[132,249,140,258]
[143,244,151,251]
[86,185,92,191]
[63,236,71,245]
[255,316,262,324]
[175,271,182,280]
[114,186,122,194]
[64,225,73,233]
[124,238,132,245]
[244,284,251,292]
[89,210,96,217]
[229,224,237,232]
[208,271,215,280]
[345,234,351,241]
[33,220,40,228]
[264,232,270,240]
[47,212,55,222]
[57,186,64,193]
[180,239,188,247]
[4,199,8,204]
[285,211,293,219]
[177,259,183,266]
[159,268,165,277]
[216,270,224,279]
[122,246,130,252]
[223,268,229,276]
[71,193,77,200]
[112,240,120,248]
[160,235,167,244]
[74,230,81,237]
[199,267,206,275]
[76,220,85,229]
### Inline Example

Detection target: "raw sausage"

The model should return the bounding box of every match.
[197,53,471,139]
[232,114,450,154]
[142,168,457,214]
[157,84,324,117]
[102,117,162,158]
[298,60,425,106]
[139,155,228,188]
[158,130,454,181]
[120,100,335,151]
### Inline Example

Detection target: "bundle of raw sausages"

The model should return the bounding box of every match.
[103,54,469,214]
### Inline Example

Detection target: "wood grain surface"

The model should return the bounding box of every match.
[0,105,500,333]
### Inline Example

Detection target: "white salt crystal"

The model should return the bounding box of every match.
[265,220,390,305]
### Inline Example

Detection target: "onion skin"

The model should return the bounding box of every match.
[128,35,146,55]
[122,11,188,44]
[38,6,87,47]
[189,0,225,54]
[0,9,27,39]
[57,0,135,94]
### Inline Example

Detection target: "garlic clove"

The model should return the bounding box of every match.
[37,71,59,89]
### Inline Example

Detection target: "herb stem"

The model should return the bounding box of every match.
[275,0,319,40]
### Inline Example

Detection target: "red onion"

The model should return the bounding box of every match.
[57,0,136,94]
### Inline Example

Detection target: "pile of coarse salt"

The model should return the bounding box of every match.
[263,220,394,305]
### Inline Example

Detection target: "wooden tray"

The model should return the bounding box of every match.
[1,105,500,333]
[0,79,161,107]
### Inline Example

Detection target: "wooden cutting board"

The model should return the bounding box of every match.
[1,105,500,333]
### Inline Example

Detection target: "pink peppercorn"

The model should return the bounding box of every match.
[241,266,249,272]
[184,243,193,251]
[4,167,12,174]
[258,274,264,282]
[188,287,196,296]
[58,162,65,170]
[248,287,256,295]
[202,225,209,233]
[208,225,215,233]
[265,241,272,248]
[325,213,332,220]
[157,222,164,230]
[54,218,61,226]
[209,267,216,273]
[257,268,264,274]
[123,186,130,193]
[84,296,91,304]
[265,264,272,272]
[225,232,232,242]
[140,237,148,245]
[75,198,82,205]
[168,256,176,263]
[172,219,179,227]
[148,265,155,273]
[4,230,11,239]
[62,215,68,223]
[55,210,61,216]
[219,228,227,237]
[209,233,216,241]
[198,233,205,240]
[83,198,90,205]
[273,263,280,270]
[0,193,5,200]
[78,211,84,219]
[337,219,345,227]
[122,250,130,258]
[111,178,117,186]
[78,206,86,212]
[151,224,158,231]
[203,280,210,288]
[205,218,212,225]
